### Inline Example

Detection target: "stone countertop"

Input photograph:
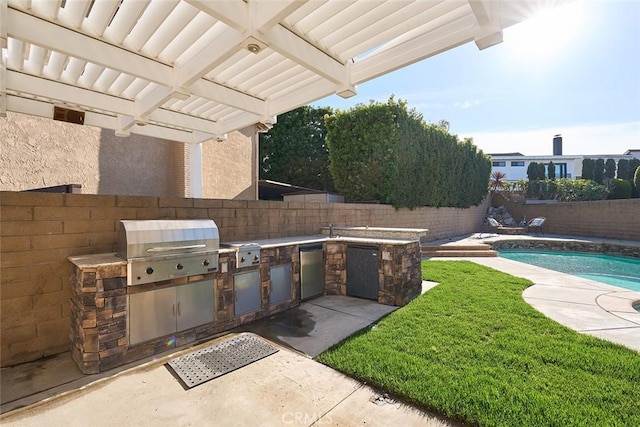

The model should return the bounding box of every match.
[69,235,419,267]
[222,235,417,248]
[319,226,429,243]
[68,253,126,269]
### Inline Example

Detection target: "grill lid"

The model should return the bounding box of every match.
[117,219,219,260]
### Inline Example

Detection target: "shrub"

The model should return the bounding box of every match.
[555,178,608,201]
[528,179,557,199]
[608,179,632,199]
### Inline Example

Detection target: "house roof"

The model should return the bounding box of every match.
[2,0,569,143]
[488,152,525,157]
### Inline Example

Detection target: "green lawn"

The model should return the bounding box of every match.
[317,261,640,427]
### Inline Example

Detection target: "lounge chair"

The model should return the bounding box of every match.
[527,217,546,236]
[475,217,501,238]
[487,217,500,228]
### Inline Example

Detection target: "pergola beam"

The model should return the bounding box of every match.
[468,0,504,50]
[187,0,347,87]
[7,70,222,135]
[7,95,197,143]
[352,15,476,85]
[1,0,6,116]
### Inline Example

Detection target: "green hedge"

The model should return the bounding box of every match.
[608,179,632,199]
[326,98,490,208]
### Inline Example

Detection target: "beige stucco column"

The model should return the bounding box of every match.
[186,142,204,198]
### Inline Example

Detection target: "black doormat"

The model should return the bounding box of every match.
[166,333,279,390]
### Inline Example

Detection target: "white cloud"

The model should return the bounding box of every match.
[458,121,640,156]
[454,100,480,109]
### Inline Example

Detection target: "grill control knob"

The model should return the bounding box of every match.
[240,257,246,263]
[253,255,259,261]
[203,259,210,266]
[146,267,154,275]
[176,263,184,270]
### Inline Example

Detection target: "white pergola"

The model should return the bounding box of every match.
[1,0,571,193]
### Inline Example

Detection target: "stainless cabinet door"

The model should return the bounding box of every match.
[129,287,176,345]
[234,270,261,316]
[176,280,215,331]
[270,264,292,304]
[300,248,324,300]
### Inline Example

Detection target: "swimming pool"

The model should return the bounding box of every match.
[499,250,640,292]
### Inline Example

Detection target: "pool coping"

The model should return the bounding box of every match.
[487,237,640,259]
[464,257,640,352]
[486,237,640,326]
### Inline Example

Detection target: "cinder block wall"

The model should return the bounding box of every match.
[0,191,488,367]
[494,193,640,241]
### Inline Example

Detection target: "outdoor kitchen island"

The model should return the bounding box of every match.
[68,234,422,374]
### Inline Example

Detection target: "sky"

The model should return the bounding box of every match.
[313,0,640,156]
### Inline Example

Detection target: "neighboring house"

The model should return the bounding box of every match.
[489,136,640,181]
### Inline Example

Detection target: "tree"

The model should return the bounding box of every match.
[526,162,546,180]
[526,162,536,181]
[537,163,546,180]
[489,171,507,191]
[259,106,334,191]
[605,159,616,180]
[594,158,605,184]
[547,161,556,180]
[617,158,630,179]
[582,158,595,180]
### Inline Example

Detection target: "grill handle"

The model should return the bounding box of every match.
[146,244,207,253]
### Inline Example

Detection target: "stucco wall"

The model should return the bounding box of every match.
[0,112,254,199]
[97,129,181,197]
[0,112,101,192]
[202,127,256,200]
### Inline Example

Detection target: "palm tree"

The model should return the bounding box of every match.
[489,171,507,191]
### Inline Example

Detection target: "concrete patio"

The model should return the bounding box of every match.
[1,290,454,427]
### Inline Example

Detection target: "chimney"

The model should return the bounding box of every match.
[553,134,562,155]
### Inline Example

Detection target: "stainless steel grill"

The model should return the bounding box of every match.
[117,219,219,286]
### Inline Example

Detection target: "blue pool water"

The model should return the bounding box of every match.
[499,250,640,291]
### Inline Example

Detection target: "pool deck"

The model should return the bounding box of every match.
[426,234,640,352]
